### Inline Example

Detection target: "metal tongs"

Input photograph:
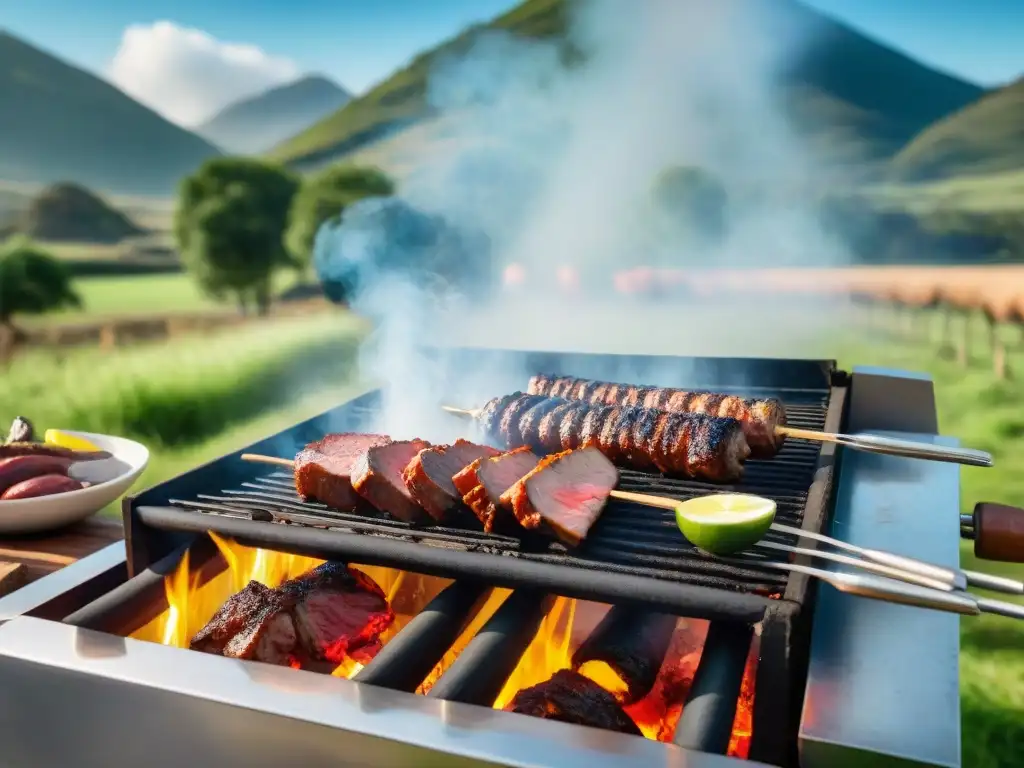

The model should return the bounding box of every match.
[778,427,993,468]
[744,523,1024,620]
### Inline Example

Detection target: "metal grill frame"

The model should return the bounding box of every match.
[122,350,847,767]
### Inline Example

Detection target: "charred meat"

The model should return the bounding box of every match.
[351,439,432,523]
[507,669,642,736]
[0,442,111,461]
[294,433,392,511]
[190,563,394,668]
[478,393,750,483]
[402,439,500,522]
[454,446,540,532]
[499,448,618,546]
[529,374,786,457]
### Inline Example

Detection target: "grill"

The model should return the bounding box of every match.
[0,353,963,768]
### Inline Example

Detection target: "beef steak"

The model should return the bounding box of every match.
[295,433,392,511]
[350,439,432,522]
[402,439,500,522]
[500,448,618,546]
[190,562,394,669]
[465,447,540,532]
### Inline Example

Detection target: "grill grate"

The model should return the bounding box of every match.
[160,395,830,597]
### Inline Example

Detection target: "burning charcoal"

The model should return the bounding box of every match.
[507,669,642,736]
[572,607,678,705]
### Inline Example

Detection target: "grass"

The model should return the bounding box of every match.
[19,271,310,326]
[0,312,368,450]
[866,168,1024,215]
[836,317,1024,768]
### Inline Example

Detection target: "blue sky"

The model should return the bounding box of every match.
[5,0,1023,96]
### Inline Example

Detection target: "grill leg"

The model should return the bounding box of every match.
[673,620,753,754]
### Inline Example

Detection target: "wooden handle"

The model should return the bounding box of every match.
[775,426,833,443]
[973,502,1024,562]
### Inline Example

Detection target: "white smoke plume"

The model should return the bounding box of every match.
[315,0,852,441]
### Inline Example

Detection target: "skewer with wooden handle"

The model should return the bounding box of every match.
[962,502,1024,565]
[611,489,1023,596]
[440,406,993,468]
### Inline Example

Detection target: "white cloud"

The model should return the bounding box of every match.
[108,21,301,128]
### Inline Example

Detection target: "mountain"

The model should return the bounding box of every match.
[889,77,1024,182]
[0,31,220,196]
[268,0,982,170]
[197,75,352,155]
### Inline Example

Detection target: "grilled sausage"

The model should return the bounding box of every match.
[1,474,85,500]
[478,393,750,483]
[0,455,74,496]
[528,374,786,457]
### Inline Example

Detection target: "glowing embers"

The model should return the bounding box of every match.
[131,533,455,680]
[492,599,759,758]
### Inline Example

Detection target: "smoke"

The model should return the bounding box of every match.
[314,0,852,441]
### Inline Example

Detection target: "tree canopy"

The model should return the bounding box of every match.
[175,157,299,314]
[286,165,395,273]
[0,237,81,327]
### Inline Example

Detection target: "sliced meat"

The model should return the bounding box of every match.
[402,440,500,522]
[295,433,392,511]
[471,447,541,532]
[190,562,394,669]
[190,581,276,655]
[506,669,642,736]
[281,562,395,663]
[500,448,618,547]
[351,439,432,523]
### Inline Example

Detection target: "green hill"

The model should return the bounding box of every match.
[0,31,221,195]
[889,77,1024,182]
[197,75,352,155]
[268,0,982,169]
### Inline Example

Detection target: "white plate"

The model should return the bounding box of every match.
[0,431,149,535]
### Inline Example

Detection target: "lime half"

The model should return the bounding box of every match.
[675,494,777,556]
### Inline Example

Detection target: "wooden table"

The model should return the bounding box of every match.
[0,516,124,597]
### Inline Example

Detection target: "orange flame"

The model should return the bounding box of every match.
[130,533,453,680]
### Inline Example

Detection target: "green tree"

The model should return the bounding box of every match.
[0,237,81,330]
[175,158,299,315]
[286,165,395,275]
[653,166,729,244]
[0,237,81,361]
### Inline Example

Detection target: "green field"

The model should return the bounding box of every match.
[867,168,1024,215]
[838,322,1024,768]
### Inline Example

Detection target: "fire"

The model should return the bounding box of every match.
[130,533,453,680]
[490,598,758,752]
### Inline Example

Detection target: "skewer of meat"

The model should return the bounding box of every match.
[528,374,786,457]
[447,392,750,483]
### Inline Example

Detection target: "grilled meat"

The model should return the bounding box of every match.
[499,448,618,547]
[506,669,642,736]
[351,439,432,523]
[529,374,786,457]
[0,442,111,461]
[294,433,392,511]
[190,563,394,668]
[479,393,750,483]
[453,447,541,532]
[402,439,500,522]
